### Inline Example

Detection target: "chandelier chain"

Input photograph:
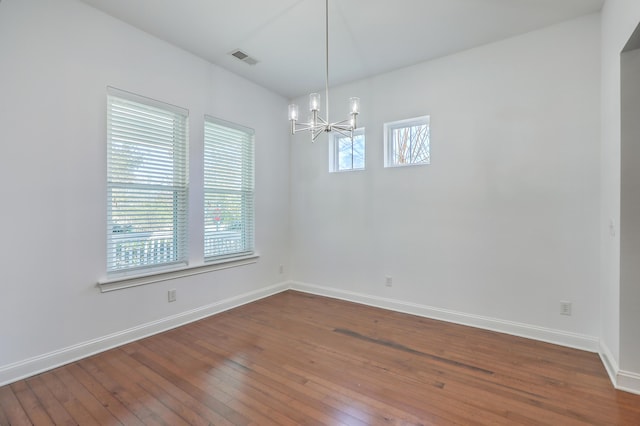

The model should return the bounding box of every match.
[325,0,330,122]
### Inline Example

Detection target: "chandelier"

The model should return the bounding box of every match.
[288,0,360,142]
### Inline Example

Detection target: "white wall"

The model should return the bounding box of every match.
[0,0,290,384]
[291,14,602,348]
[3,0,637,394]
[602,0,640,393]
[621,48,640,382]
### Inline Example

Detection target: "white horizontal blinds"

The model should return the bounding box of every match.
[107,89,188,274]
[204,116,254,260]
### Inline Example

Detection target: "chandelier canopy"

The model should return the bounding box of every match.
[288,0,360,141]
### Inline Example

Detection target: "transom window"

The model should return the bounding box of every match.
[384,116,430,167]
[329,128,365,172]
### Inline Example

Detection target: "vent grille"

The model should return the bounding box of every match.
[230,49,258,66]
[231,50,248,60]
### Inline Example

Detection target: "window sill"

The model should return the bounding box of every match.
[329,168,366,173]
[98,254,259,293]
[384,162,430,168]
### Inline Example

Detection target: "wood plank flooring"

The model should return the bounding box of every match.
[1,290,640,425]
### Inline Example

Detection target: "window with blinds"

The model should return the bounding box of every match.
[204,116,255,261]
[106,88,189,274]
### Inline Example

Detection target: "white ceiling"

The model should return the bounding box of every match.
[78,0,604,99]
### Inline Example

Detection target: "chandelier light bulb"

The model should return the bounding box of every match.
[309,93,321,112]
[349,97,360,115]
[288,104,299,121]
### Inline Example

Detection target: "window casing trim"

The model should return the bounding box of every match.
[107,86,188,117]
[203,116,255,262]
[98,254,259,292]
[383,115,430,168]
[329,127,366,172]
[106,87,189,275]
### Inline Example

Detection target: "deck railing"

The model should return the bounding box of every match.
[110,233,176,270]
[110,230,243,270]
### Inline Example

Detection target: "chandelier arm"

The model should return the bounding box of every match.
[293,123,318,133]
[330,119,353,127]
[292,122,314,133]
[292,115,329,134]
[331,127,352,139]
[315,116,328,126]
[312,126,327,142]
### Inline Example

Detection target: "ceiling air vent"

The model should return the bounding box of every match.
[230,49,258,66]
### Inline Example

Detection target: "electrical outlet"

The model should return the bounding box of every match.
[168,289,177,303]
[279,264,284,274]
[560,301,572,316]
[385,276,393,287]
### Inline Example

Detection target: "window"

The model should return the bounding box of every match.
[204,116,255,260]
[384,116,430,167]
[329,128,365,172]
[106,88,189,274]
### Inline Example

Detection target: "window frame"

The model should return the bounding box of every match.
[203,115,255,262]
[106,87,189,277]
[329,127,366,173]
[383,115,431,168]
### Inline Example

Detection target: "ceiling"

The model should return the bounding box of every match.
[78,0,604,99]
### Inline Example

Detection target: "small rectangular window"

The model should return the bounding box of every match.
[204,116,255,260]
[329,128,365,172]
[106,88,189,275]
[384,116,430,167]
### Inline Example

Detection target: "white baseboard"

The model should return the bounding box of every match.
[290,281,600,353]
[295,281,640,395]
[618,370,640,395]
[5,280,639,396]
[0,282,289,387]
[599,341,619,387]
[599,341,640,395]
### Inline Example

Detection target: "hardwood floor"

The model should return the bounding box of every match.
[1,290,639,425]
